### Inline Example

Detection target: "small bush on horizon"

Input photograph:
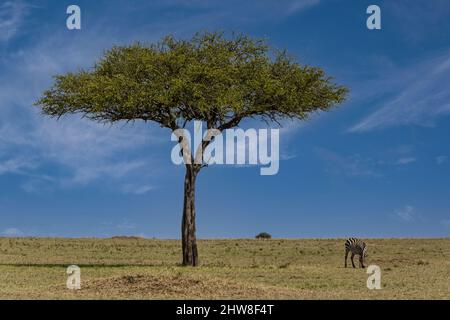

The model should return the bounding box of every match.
[255,232,272,239]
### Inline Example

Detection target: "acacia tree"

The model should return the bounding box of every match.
[36,32,347,266]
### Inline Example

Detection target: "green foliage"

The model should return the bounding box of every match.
[36,31,348,130]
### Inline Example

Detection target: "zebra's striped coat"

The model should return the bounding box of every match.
[344,238,367,268]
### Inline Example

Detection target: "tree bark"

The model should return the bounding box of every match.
[181,164,199,266]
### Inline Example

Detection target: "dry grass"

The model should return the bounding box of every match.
[0,237,448,299]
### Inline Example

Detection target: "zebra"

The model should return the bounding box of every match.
[344,238,367,268]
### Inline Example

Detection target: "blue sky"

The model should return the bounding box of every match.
[0,0,449,238]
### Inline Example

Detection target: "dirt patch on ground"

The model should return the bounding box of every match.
[372,257,427,266]
[81,274,301,299]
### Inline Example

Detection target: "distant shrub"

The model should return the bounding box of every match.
[417,260,429,266]
[278,261,291,269]
[110,236,144,240]
[255,232,271,239]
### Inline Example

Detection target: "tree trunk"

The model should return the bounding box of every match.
[181,164,199,266]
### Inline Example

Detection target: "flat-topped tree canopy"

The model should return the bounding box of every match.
[36,31,347,131]
[35,31,348,267]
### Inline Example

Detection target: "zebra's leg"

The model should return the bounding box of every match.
[360,255,365,268]
[345,249,349,268]
[351,253,356,268]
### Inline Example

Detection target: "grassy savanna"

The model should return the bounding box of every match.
[0,237,448,299]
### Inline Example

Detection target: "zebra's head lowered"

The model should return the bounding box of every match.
[362,243,368,264]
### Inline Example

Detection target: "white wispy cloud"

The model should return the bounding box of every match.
[0,23,164,194]
[116,219,137,230]
[286,0,320,14]
[20,178,54,194]
[385,1,450,44]
[436,155,447,165]
[121,184,154,195]
[0,157,36,175]
[149,0,320,20]
[349,54,450,132]
[68,160,150,186]
[394,205,416,222]
[314,147,380,178]
[376,145,417,167]
[395,157,416,165]
[0,1,29,42]
[2,227,23,237]
[0,1,320,193]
